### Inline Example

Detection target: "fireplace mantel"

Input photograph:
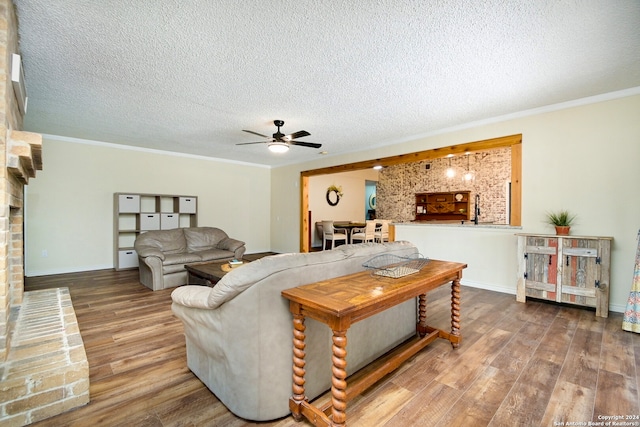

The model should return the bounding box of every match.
[7,130,42,184]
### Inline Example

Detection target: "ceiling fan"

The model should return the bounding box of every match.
[237,120,321,153]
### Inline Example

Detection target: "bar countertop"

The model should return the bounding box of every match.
[396,220,520,230]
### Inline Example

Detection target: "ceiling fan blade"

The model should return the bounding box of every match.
[286,130,310,140]
[290,141,322,149]
[236,141,268,146]
[242,129,270,138]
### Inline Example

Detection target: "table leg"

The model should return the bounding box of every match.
[331,330,348,426]
[417,293,427,337]
[451,278,461,348]
[291,312,306,420]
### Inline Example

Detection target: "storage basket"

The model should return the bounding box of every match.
[362,253,429,278]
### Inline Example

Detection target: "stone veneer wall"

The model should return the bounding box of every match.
[1,0,24,363]
[0,1,89,425]
[377,147,511,223]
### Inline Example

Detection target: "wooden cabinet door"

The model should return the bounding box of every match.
[559,238,600,308]
[522,236,558,301]
[516,234,611,317]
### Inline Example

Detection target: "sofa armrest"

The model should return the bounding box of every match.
[171,285,214,309]
[136,246,165,260]
[217,237,245,253]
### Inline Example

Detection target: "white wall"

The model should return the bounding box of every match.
[270,92,640,313]
[394,224,518,295]
[25,137,272,276]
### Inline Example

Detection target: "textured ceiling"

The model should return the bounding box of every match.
[12,1,640,167]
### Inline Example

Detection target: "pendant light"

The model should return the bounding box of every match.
[445,155,455,178]
[463,152,474,182]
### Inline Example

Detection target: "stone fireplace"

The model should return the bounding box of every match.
[0,1,89,425]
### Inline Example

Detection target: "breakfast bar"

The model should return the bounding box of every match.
[282,259,467,427]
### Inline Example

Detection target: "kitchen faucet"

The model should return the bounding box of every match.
[473,194,480,225]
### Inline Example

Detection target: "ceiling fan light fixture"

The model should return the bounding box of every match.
[268,142,289,153]
[239,120,320,152]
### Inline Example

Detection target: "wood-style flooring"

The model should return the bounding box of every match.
[24,268,640,426]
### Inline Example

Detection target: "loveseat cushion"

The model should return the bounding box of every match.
[184,227,229,252]
[162,252,202,266]
[136,228,187,255]
[163,263,195,275]
[194,249,236,262]
[217,237,245,252]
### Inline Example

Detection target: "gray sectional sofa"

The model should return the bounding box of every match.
[170,241,419,421]
[134,227,245,291]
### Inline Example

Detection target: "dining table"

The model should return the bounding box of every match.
[332,221,366,243]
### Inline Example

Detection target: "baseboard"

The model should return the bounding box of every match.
[461,279,516,296]
[461,279,624,314]
[609,303,625,314]
[25,264,114,278]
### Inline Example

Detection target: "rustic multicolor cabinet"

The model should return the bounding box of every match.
[516,233,612,317]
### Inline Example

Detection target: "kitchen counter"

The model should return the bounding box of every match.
[399,220,520,230]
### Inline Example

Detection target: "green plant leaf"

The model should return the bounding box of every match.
[545,210,576,226]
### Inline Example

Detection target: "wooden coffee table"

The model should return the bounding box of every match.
[185,252,277,286]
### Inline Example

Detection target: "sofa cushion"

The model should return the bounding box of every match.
[136,228,187,255]
[184,227,229,252]
[205,250,344,309]
[162,252,202,266]
[217,237,246,253]
[205,241,418,309]
[194,249,236,262]
[163,263,193,275]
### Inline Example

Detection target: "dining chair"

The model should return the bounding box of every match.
[321,220,348,250]
[351,220,377,244]
[374,220,390,243]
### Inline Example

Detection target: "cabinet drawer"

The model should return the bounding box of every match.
[178,197,197,213]
[139,213,160,230]
[118,250,139,268]
[563,247,598,257]
[160,213,179,230]
[428,194,453,203]
[118,194,140,213]
[427,202,455,214]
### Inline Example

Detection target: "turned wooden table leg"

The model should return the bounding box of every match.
[290,311,306,420]
[450,278,461,348]
[417,293,427,337]
[330,330,348,426]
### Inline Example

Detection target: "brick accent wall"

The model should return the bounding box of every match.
[0,0,23,364]
[0,1,89,425]
[1,289,89,426]
[377,147,512,223]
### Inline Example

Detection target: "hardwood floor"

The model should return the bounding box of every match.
[24,269,640,426]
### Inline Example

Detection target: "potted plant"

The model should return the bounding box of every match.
[545,210,576,235]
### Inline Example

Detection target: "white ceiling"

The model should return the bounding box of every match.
[12,1,640,167]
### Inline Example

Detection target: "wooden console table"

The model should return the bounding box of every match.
[281,259,466,427]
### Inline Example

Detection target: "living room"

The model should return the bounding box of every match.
[25,94,640,312]
[3,1,640,426]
